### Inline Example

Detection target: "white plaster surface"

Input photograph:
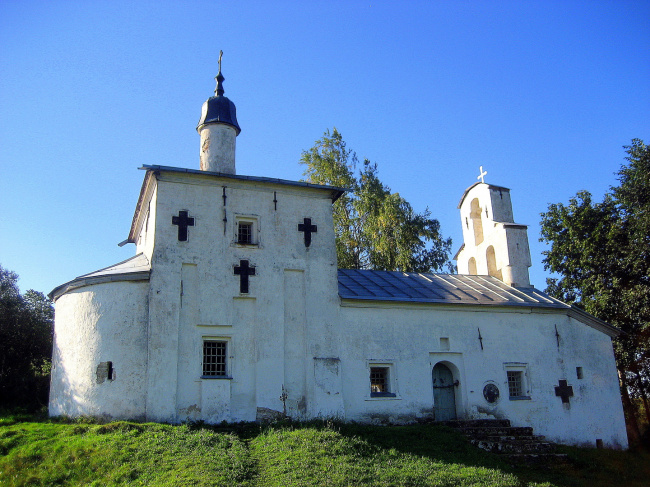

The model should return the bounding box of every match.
[49,163,628,449]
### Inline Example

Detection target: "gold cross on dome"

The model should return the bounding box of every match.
[477,166,488,184]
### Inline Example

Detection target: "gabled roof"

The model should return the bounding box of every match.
[49,253,150,301]
[457,182,511,209]
[337,269,620,337]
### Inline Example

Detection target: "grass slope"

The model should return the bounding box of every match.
[1,415,648,486]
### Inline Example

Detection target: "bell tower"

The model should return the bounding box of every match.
[455,169,532,288]
[197,51,241,174]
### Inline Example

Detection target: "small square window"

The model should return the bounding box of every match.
[370,367,389,393]
[203,340,227,377]
[234,216,259,246]
[369,364,397,398]
[504,363,530,400]
[238,222,253,244]
[507,370,523,397]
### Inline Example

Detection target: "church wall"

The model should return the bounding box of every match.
[135,178,158,261]
[49,281,149,420]
[336,302,627,448]
[144,173,340,423]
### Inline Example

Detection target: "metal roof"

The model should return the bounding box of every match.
[49,253,150,300]
[338,269,567,308]
[141,165,348,201]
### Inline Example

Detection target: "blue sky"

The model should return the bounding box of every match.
[1,1,649,295]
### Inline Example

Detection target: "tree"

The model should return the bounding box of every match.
[539,139,650,439]
[300,128,453,272]
[0,265,54,408]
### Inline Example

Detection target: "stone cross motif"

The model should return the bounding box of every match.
[172,210,195,242]
[298,218,318,247]
[477,166,488,184]
[234,259,256,294]
[554,379,574,404]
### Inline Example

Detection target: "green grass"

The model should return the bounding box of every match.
[1,416,649,486]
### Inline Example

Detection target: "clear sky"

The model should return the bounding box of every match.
[1,0,649,296]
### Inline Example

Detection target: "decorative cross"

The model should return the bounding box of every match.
[234,259,256,294]
[218,50,223,72]
[171,210,195,241]
[477,166,488,184]
[298,218,318,247]
[554,379,574,404]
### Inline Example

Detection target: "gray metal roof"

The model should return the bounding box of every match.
[141,165,348,202]
[338,269,567,308]
[49,253,151,301]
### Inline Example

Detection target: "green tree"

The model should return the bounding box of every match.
[0,265,54,408]
[300,128,453,272]
[539,139,650,438]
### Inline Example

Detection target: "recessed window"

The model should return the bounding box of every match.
[507,371,523,397]
[202,340,228,377]
[238,222,253,244]
[576,367,584,380]
[504,363,530,400]
[234,216,259,246]
[440,337,450,351]
[369,363,397,398]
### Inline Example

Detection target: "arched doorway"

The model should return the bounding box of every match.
[432,363,457,421]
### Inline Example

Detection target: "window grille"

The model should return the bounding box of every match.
[237,222,253,244]
[507,370,523,397]
[203,341,227,377]
[370,367,389,394]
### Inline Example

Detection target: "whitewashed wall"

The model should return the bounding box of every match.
[49,280,149,420]
[336,302,627,448]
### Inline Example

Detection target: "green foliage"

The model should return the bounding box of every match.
[2,418,650,486]
[300,128,453,272]
[0,265,54,409]
[539,139,650,390]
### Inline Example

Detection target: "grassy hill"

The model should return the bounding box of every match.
[1,413,648,486]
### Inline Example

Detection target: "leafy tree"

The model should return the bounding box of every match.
[0,265,54,408]
[539,139,650,438]
[300,128,453,272]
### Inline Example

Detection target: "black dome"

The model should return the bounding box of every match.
[197,70,241,135]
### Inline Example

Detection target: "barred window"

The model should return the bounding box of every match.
[370,367,389,394]
[237,222,253,244]
[507,370,523,397]
[203,341,227,377]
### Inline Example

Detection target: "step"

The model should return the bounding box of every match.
[467,435,546,443]
[443,419,511,428]
[456,426,535,436]
[469,439,556,454]
[505,453,569,465]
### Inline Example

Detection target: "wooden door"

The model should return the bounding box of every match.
[432,363,456,421]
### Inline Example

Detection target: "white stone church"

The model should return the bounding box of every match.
[49,64,628,448]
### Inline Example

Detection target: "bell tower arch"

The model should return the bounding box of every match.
[455,174,531,288]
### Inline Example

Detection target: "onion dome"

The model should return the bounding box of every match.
[197,52,241,135]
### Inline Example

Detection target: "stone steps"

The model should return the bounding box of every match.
[444,419,568,464]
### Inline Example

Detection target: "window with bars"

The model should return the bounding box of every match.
[369,365,396,397]
[202,340,227,377]
[237,222,253,244]
[507,370,523,397]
